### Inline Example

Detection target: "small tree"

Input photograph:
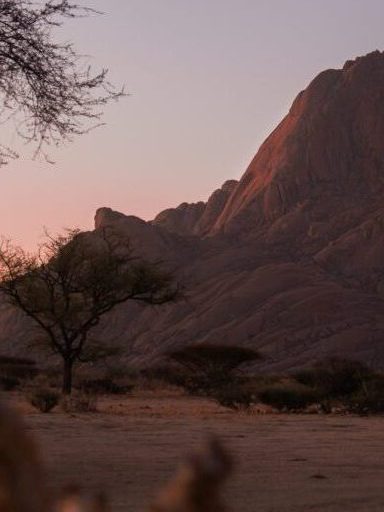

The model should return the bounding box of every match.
[0,1,123,164]
[0,228,179,394]
[167,344,260,396]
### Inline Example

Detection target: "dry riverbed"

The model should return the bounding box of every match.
[5,391,384,511]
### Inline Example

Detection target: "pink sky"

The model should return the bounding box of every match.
[1,0,384,249]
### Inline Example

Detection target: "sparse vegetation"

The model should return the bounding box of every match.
[80,377,134,395]
[28,387,59,413]
[293,358,371,398]
[210,385,254,411]
[61,391,98,413]
[258,382,318,412]
[0,355,39,387]
[166,344,260,399]
[144,353,384,415]
[342,374,384,415]
[0,376,20,391]
[140,365,192,390]
[250,358,384,415]
[151,344,262,411]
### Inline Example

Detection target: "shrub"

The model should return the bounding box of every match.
[344,375,384,415]
[0,376,20,391]
[80,378,133,395]
[258,383,318,411]
[211,386,254,411]
[141,365,186,384]
[0,356,35,365]
[294,358,371,398]
[168,344,260,374]
[0,355,39,382]
[142,361,256,410]
[28,388,59,413]
[166,344,261,396]
[106,364,139,381]
[140,365,202,393]
[61,392,97,413]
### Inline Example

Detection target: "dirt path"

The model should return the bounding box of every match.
[18,394,384,511]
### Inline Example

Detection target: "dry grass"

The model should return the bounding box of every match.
[2,390,384,511]
[0,391,233,512]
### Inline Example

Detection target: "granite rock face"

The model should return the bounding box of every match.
[212,51,384,236]
[152,180,238,236]
[3,51,384,371]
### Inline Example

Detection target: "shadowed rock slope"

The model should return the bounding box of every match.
[152,180,238,236]
[4,51,384,371]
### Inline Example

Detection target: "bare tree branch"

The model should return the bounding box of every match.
[0,1,124,163]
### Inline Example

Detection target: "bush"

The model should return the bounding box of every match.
[344,375,384,415]
[258,383,318,411]
[106,364,139,381]
[168,344,260,374]
[0,355,39,382]
[28,388,59,413]
[165,344,261,398]
[61,392,97,413]
[80,378,134,395]
[294,358,371,398]
[0,376,20,391]
[140,365,196,391]
[141,364,254,410]
[211,386,254,411]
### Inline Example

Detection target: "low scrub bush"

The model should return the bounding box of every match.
[0,355,35,365]
[61,392,97,413]
[258,383,318,411]
[0,355,39,383]
[141,363,254,410]
[292,358,384,414]
[142,365,223,395]
[0,376,20,390]
[140,365,193,390]
[28,388,59,413]
[165,344,261,398]
[176,372,234,396]
[211,386,254,410]
[106,364,139,381]
[168,344,260,375]
[80,378,133,395]
[344,375,384,415]
[294,358,372,398]
[26,373,60,390]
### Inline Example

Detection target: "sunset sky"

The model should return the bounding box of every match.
[1,0,384,249]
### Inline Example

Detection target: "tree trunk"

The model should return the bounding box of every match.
[62,359,73,395]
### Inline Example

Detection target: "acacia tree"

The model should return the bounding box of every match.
[0,0,123,163]
[0,229,179,393]
[167,344,260,393]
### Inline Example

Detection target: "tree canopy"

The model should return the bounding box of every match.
[0,228,179,393]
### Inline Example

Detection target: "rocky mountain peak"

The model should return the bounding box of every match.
[211,50,384,235]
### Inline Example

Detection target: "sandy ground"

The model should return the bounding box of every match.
[5,391,384,511]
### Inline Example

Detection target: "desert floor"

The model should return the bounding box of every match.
[7,390,384,511]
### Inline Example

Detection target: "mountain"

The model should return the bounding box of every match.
[152,180,238,236]
[213,51,384,236]
[3,51,384,371]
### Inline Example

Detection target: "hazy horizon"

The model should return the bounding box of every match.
[2,0,384,249]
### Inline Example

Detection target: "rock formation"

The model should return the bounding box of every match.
[4,51,384,371]
[152,180,238,236]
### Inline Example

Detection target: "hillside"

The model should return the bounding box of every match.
[4,51,384,371]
